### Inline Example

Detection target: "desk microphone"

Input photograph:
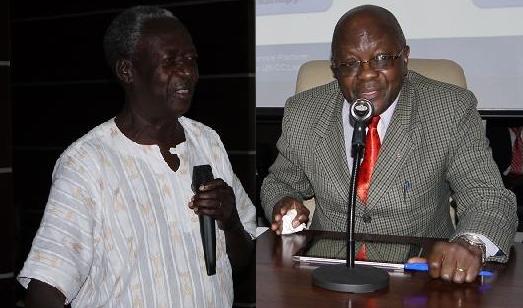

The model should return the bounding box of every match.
[312,97,389,293]
[348,98,374,264]
[192,165,216,276]
[350,98,374,148]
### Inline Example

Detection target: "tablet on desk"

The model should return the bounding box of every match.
[292,234,425,271]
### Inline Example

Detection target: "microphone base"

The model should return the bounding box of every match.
[312,264,389,293]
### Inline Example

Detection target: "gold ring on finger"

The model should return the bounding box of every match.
[457,268,465,272]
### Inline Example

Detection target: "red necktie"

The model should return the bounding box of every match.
[510,127,522,175]
[356,116,381,203]
[355,116,381,261]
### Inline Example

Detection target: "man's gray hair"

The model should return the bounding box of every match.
[103,5,177,70]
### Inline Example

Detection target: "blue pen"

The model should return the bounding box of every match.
[404,262,494,277]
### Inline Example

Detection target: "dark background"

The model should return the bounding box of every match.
[0,0,13,305]
[4,0,255,306]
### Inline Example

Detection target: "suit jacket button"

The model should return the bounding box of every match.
[363,214,372,223]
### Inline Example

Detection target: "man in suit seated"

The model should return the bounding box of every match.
[261,5,517,284]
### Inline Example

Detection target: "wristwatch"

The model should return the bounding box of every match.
[452,234,487,264]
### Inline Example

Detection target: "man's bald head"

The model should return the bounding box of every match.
[331,5,405,55]
[330,5,409,116]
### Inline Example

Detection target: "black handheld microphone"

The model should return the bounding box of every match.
[350,98,374,149]
[192,165,216,276]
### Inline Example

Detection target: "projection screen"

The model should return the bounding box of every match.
[256,0,523,111]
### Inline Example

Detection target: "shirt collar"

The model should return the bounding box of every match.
[343,92,400,139]
[378,93,400,135]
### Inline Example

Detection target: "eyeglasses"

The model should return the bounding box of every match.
[332,47,406,76]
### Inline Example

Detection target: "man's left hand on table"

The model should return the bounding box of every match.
[408,240,483,283]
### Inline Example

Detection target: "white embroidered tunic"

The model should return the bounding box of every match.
[18,117,256,307]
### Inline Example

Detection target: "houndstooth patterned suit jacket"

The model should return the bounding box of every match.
[261,71,518,262]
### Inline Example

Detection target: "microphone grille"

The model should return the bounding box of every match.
[350,98,374,122]
[192,165,214,192]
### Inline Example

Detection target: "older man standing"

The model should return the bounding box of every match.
[261,5,517,284]
[18,6,255,307]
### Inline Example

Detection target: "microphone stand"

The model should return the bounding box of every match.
[312,100,389,293]
[347,143,363,268]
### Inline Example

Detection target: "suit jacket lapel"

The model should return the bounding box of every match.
[313,86,352,202]
[367,77,421,205]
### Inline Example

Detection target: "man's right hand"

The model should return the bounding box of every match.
[271,196,310,235]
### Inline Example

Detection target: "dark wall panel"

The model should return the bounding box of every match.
[0,0,8,60]
[14,148,61,212]
[12,1,252,83]
[1,1,13,306]
[11,15,112,83]
[14,77,253,150]
[13,82,124,147]
[255,108,283,225]
[0,67,10,166]
[0,173,14,306]
[0,173,14,272]
[169,1,254,74]
[188,77,255,150]
[229,153,256,204]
